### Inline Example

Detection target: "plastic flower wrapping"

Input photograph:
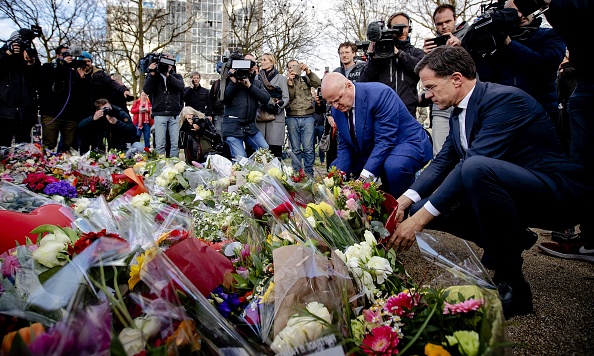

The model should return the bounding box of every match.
[0,147,508,355]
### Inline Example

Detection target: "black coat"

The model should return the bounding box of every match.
[358,40,424,109]
[77,105,137,152]
[79,67,129,120]
[143,72,185,116]
[183,85,209,113]
[39,61,81,120]
[222,76,270,138]
[0,47,40,122]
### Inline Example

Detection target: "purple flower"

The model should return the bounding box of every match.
[43,181,78,199]
[1,255,21,278]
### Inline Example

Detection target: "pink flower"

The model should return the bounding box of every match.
[236,266,249,279]
[384,292,415,317]
[443,298,483,314]
[346,198,358,212]
[362,307,382,323]
[336,209,349,219]
[361,326,400,355]
[1,255,21,278]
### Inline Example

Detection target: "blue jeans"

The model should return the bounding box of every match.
[154,116,180,158]
[137,125,151,148]
[225,132,269,159]
[313,125,325,164]
[286,116,315,175]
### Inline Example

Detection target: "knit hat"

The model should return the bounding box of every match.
[80,51,92,61]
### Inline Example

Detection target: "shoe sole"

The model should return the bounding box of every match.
[538,245,594,263]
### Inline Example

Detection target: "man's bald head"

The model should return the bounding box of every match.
[321,72,355,112]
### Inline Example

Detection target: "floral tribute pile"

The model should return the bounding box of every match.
[0,143,507,355]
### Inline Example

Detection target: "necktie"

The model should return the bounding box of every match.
[348,109,358,147]
[451,107,466,151]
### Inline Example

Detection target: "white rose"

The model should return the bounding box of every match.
[118,328,144,356]
[285,166,294,177]
[51,195,65,204]
[346,257,363,278]
[364,230,377,246]
[323,176,334,188]
[247,170,263,184]
[305,301,332,324]
[73,197,91,214]
[173,161,186,174]
[270,322,308,353]
[267,167,283,180]
[33,239,68,267]
[134,315,161,337]
[367,256,392,284]
[345,243,372,263]
[155,176,168,187]
[334,249,346,263]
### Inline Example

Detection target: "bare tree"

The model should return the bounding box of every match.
[0,0,103,61]
[223,0,323,73]
[101,0,198,95]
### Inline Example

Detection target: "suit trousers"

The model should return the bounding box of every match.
[411,156,578,272]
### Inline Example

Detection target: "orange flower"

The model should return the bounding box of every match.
[1,323,45,354]
[424,343,451,356]
[166,320,201,352]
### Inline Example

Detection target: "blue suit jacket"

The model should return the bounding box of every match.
[330,82,432,177]
[411,81,587,212]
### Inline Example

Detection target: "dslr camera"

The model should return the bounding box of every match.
[138,53,176,74]
[366,21,407,58]
[100,106,117,120]
[191,116,226,150]
[7,25,42,58]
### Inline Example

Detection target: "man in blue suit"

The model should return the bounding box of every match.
[321,72,432,197]
[386,46,591,318]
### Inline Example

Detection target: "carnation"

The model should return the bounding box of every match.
[443,298,484,314]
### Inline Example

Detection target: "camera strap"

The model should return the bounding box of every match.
[43,67,72,127]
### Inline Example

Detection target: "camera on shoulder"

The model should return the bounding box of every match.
[138,53,176,74]
[366,21,406,58]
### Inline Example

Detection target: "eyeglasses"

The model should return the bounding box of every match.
[422,76,450,94]
[328,88,346,106]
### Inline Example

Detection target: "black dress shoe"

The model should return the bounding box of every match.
[496,280,533,318]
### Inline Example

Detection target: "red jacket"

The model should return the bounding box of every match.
[130,99,153,127]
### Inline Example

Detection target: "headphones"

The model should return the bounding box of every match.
[387,11,413,33]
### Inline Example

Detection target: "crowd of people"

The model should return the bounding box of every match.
[0,0,592,319]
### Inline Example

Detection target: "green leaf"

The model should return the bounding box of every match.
[8,331,32,356]
[109,333,128,356]
[30,224,61,235]
[232,273,248,286]
[37,266,63,284]
[252,254,263,273]
[176,174,189,189]
[62,227,80,243]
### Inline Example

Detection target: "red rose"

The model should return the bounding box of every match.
[272,201,293,218]
[252,204,266,219]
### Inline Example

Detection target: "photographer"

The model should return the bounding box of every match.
[179,106,228,164]
[464,0,565,123]
[0,28,41,146]
[222,53,271,159]
[39,45,81,151]
[183,71,209,114]
[76,51,133,121]
[286,59,321,176]
[333,42,366,83]
[359,12,425,118]
[77,98,140,153]
[142,54,185,158]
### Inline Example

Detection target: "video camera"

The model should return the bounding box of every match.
[68,46,88,69]
[138,53,176,74]
[366,21,407,58]
[461,0,521,58]
[7,25,42,57]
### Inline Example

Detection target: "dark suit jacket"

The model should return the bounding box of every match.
[410,81,586,212]
[331,82,432,177]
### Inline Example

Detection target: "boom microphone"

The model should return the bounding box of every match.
[70,46,82,57]
[367,21,383,42]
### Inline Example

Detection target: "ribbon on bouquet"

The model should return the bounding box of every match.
[381,191,399,236]
[111,168,148,197]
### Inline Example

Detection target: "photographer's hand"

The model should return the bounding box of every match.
[240,78,251,88]
[301,63,311,75]
[77,67,86,79]
[228,69,237,83]
[443,33,461,47]
[106,116,117,125]
[148,62,157,75]
[93,110,104,121]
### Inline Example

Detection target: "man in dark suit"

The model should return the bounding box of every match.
[386,46,590,317]
[321,72,432,197]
